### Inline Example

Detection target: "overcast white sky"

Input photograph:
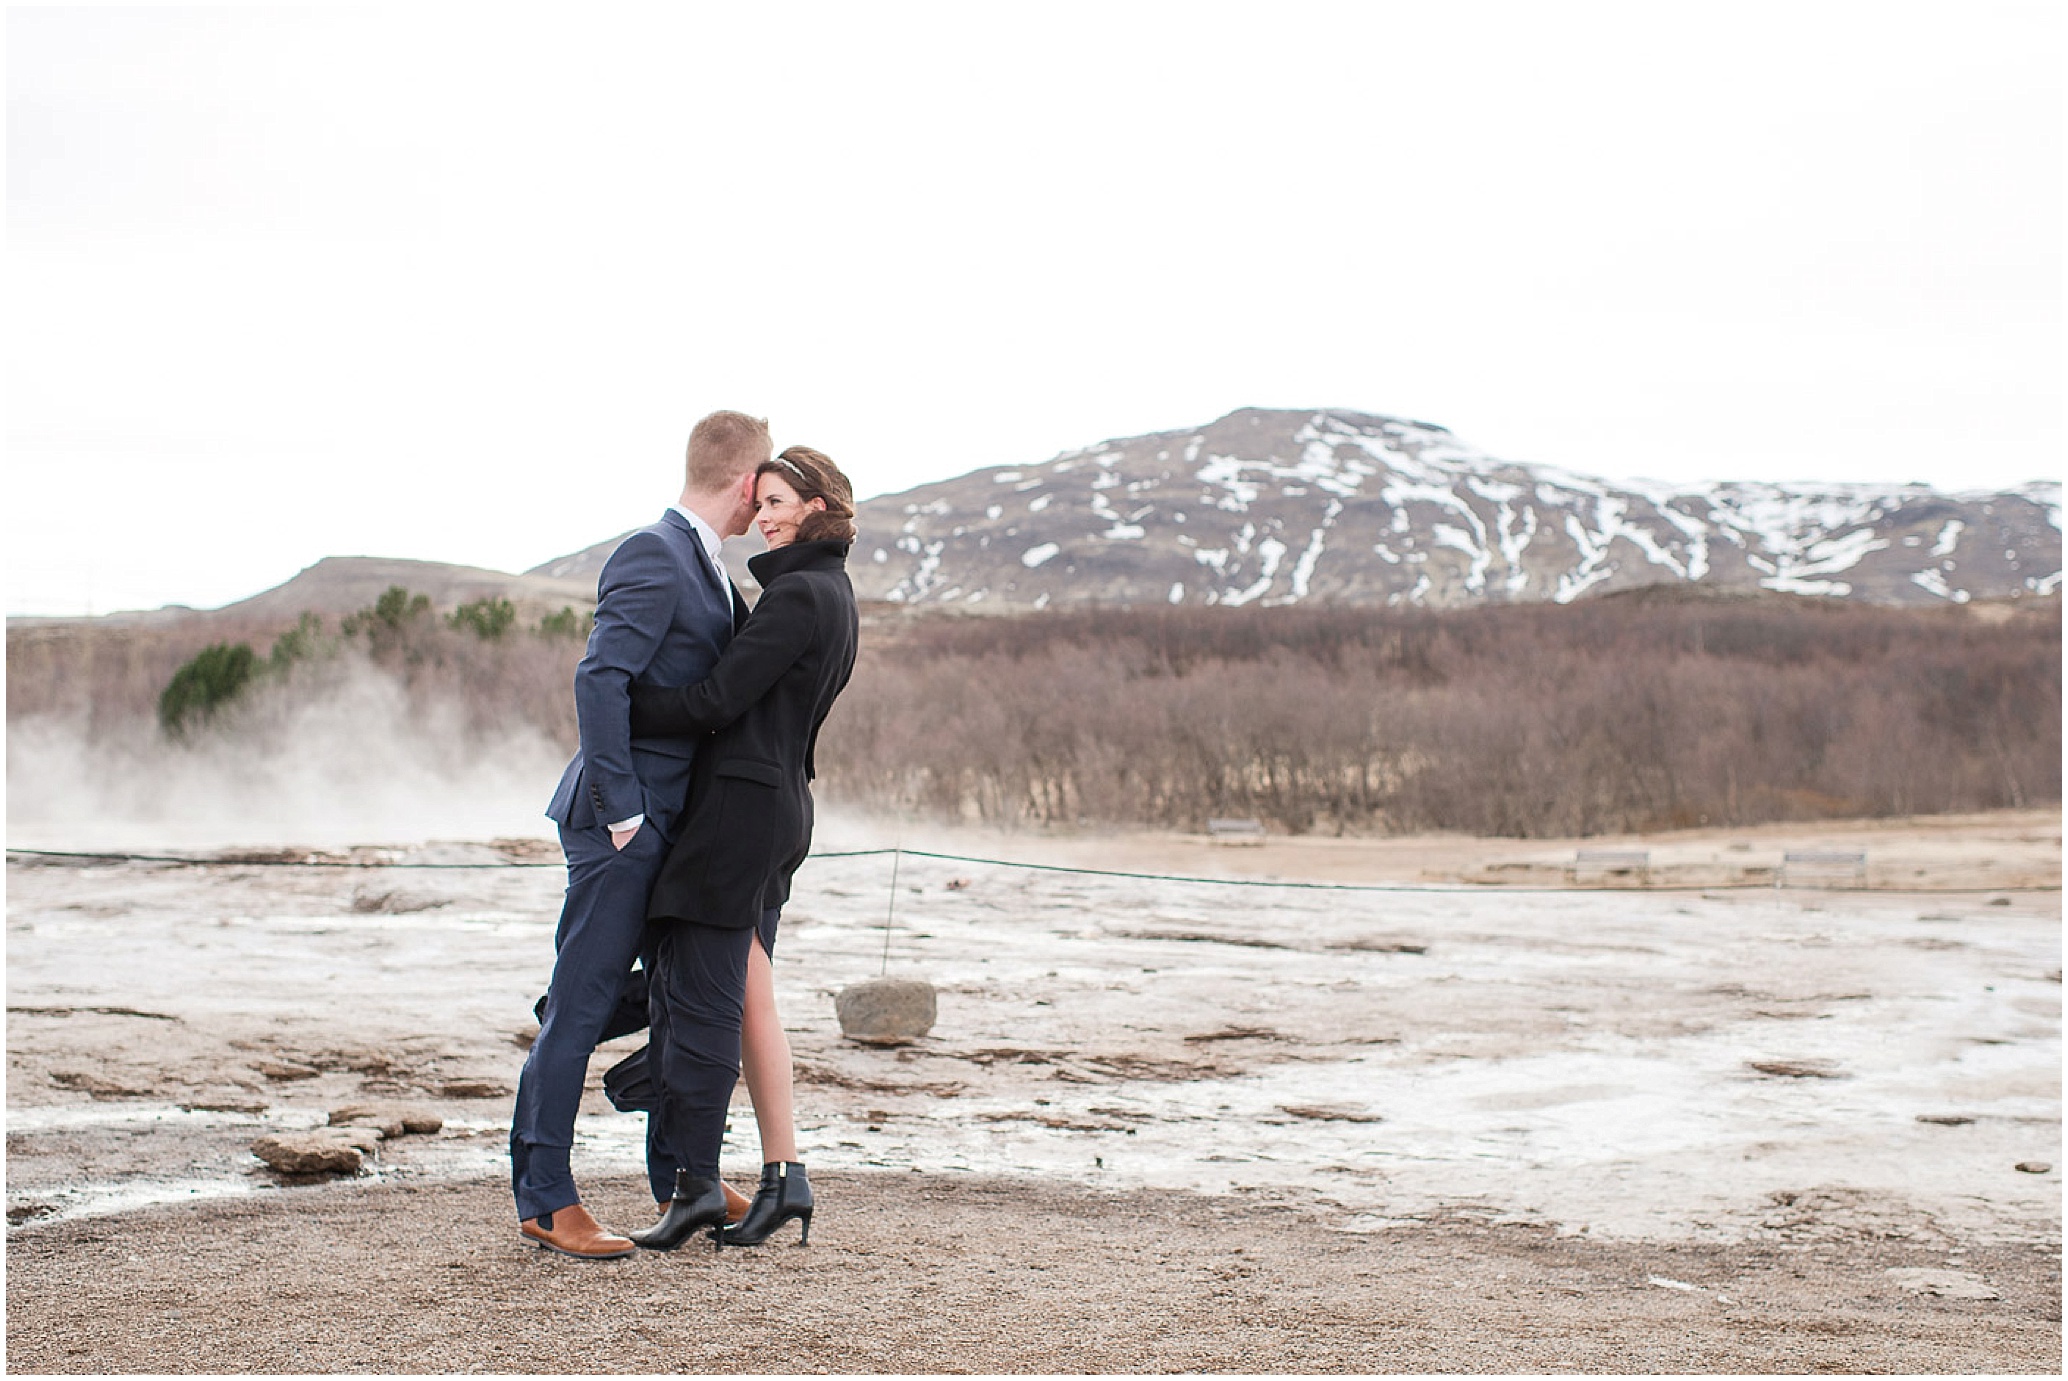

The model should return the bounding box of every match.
[7,1,2062,616]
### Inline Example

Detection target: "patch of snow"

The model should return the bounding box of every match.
[985,505,1002,520]
[1289,522,1330,599]
[1769,528,1889,586]
[1555,512,1618,604]
[1021,543,1061,568]
[1430,523,1491,594]
[1911,569,1970,603]
[1222,537,1287,607]
[2017,481,2063,530]
[993,471,1023,484]
[1763,574,1853,596]
[1931,519,1964,557]
[892,539,949,602]
[1168,582,1184,604]
[1028,494,1053,513]
[1195,454,1260,508]
[1102,525,1146,540]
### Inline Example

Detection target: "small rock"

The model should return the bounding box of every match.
[435,1079,509,1099]
[2014,1161,2052,1174]
[835,977,938,1045]
[1279,1104,1385,1124]
[1747,1059,1844,1079]
[1885,1267,2000,1300]
[329,1102,443,1136]
[254,1061,320,1082]
[349,889,448,915]
[250,1127,382,1175]
[1916,1114,1975,1126]
[49,1069,155,1099]
[180,1098,269,1116]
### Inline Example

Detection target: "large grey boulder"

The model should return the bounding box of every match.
[835,977,937,1045]
[250,1126,383,1175]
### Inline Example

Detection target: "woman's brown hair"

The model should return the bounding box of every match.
[759,445,856,545]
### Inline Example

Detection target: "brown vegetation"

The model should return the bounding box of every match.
[7,602,585,748]
[822,593,2061,836]
[9,590,2058,839]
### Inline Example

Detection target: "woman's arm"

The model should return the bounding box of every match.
[628,580,819,736]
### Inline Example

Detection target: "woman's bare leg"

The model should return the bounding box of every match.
[738,935,798,1164]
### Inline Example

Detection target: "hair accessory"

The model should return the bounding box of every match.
[768,455,807,478]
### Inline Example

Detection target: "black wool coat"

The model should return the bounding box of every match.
[629,539,859,930]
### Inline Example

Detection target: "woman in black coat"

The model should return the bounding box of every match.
[624,446,859,1250]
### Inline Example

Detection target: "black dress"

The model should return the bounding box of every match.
[629,538,859,930]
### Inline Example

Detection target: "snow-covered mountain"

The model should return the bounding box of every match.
[539,408,2063,609]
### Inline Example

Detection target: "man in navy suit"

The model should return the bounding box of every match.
[511,409,770,1258]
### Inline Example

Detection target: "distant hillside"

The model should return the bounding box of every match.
[8,557,597,634]
[215,557,596,622]
[535,407,2063,610]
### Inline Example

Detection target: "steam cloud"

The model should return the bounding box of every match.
[7,662,570,852]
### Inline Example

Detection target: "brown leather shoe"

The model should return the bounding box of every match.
[666,1181,752,1224]
[520,1203,635,1259]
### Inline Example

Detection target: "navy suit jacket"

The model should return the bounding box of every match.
[545,509,741,839]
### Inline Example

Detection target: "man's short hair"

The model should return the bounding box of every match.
[685,410,773,493]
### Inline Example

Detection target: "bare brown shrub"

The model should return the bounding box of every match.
[12,590,2057,839]
[7,611,583,747]
[819,594,2061,836]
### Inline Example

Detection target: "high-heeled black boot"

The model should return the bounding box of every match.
[721,1162,813,1247]
[628,1171,729,1251]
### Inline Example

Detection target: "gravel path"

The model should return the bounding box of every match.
[6,1171,2060,1374]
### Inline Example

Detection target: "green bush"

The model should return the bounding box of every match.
[342,585,431,639]
[158,642,258,738]
[448,597,517,641]
[268,612,325,670]
[535,606,591,640]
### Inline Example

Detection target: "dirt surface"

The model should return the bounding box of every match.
[5,1171,2061,1374]
[6,810,2060,1372]
[895,808,2064,892]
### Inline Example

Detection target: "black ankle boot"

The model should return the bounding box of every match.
[628,1171,729,1251]
[721,1162,813,1247]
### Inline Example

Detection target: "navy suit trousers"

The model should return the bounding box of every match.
[510,822,680,1219]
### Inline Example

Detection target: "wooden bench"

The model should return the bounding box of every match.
[1207,817,1266,846]
[1779,850,1867,887]
[1567,849,1651,885]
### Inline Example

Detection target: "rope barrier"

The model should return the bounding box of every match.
[6,845,2057,895]
[5,848,564,870]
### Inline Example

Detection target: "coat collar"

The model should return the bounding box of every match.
[748,539,850,585]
